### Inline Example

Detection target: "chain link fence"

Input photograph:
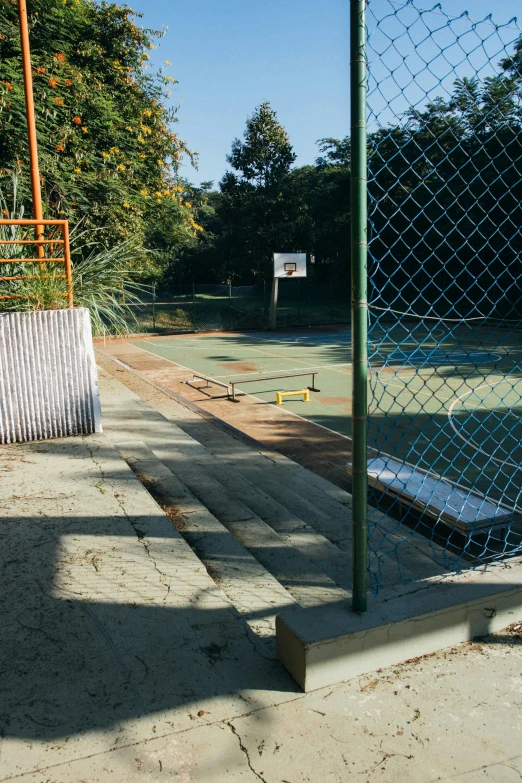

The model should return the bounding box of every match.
[124,279,350,334]
[365,0,522,591]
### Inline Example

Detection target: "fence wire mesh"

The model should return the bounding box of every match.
[366,0,522,590]
[123,280,349,334]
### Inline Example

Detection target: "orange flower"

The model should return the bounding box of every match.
[4,82,13,90]
[55,53,66,63]
[65,79,72,87]
[72,116,82,125]
[48,77,59,88]
[55,144,65,152]
[37,66,46,74]
[54,97,65,106]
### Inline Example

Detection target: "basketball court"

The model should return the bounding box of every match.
[126,319,522,518]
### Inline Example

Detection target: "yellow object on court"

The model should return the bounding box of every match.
[276,389,310,405]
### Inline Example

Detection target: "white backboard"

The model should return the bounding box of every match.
[273,252,307,278]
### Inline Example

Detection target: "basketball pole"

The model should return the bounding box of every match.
[17,0,44,258]
[350,0,368,612]
[268,276,279,330]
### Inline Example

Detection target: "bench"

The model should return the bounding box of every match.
[347,455,519,533]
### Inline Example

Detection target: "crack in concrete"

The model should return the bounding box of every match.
[239,615,276,662]
[226,721,268,782]
[84,437,172,602]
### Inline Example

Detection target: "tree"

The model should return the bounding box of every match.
[367,45,522,318]
[292,136,351,278]
[162,182,226,284]
[219,101,305,281]
[0,0,200,276]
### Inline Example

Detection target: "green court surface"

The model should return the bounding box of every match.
[132,328,354,436]
[369,321,522,509]
[132,323,522,510]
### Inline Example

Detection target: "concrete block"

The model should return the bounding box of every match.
[276,559,522,691]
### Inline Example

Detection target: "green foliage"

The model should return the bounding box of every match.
[0,0,200,276]
[226,101,296,187]
[0,227,148,335]
[164,111,352,285]
[0,176,147,334]
[368,44,522,314]
[219,102,306,281]
[290,162,350,278]
[155,180,220,283]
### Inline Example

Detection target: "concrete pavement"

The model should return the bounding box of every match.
[0,393,521,780]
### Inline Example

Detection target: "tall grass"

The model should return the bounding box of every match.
[0,178,148,336]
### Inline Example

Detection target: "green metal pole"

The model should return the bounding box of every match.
[192,281,196,331]
[350,0,368,613]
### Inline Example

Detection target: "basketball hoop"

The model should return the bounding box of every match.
[287,269,294,276]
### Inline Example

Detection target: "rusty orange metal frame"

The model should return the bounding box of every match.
[18,0,44,258]
[3,5,75,307]
[0,219,73,307]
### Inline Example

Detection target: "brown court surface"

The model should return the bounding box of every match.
[94,334,353,492]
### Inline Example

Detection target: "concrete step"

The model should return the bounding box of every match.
[99,365,447,590]
[114,441,297,638]
[98,369,353,590]
[164,399,354,518]
[154,439,353,594]
[157,410,448,583]
[116,441,349,611]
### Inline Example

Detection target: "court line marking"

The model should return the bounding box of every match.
[448,383,522,470]
[153,336,352,377]
[131,339,518,460]
[233,343,353,376]
[244,333,350,346]
[144,333,351,350]
[137,337,353,376]
[129,340,208,372]
[232,387,353,441]
[127,340,353,440]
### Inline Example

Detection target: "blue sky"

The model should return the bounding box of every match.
[128,0,521,187]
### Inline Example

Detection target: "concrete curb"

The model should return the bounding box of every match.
[276,559,522,691]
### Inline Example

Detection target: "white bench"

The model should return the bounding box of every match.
[347,455,518,533]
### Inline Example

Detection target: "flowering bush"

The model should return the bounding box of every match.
[0,0,201,277]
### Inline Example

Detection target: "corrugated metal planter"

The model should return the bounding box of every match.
[0,308,102,444]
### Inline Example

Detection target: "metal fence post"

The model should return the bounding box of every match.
[192,281,196,331]
[229,280,233,330]
[350,0,368,612]
[152,283,156,331]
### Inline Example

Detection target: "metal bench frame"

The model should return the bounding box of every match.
[188,370,320,402]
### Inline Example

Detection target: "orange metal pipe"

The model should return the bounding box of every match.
[62,220,73,307]
[0,258,67,272]
[0,219,66,225]
[0,239,64,245]
[17,0,44,257]
[0,221,72,305]
[0,275,67,280]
